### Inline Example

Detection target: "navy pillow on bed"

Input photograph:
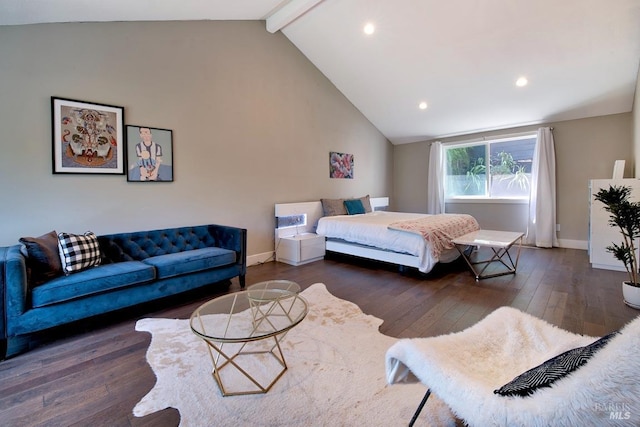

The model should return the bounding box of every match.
[344,199,366,215]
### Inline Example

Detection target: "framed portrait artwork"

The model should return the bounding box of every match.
[51,97,125,174]
[126,125,174,182]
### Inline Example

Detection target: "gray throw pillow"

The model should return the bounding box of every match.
[321,198,347,216]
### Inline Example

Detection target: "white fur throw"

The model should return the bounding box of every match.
[386,306,640,426]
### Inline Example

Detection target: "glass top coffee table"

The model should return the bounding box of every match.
[451,230,524,281]
[190,288,308,396]
[247,279,301,294]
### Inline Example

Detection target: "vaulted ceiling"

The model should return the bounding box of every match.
[2,0,640,144]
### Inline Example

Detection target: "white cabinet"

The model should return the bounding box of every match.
[589,179,640,271]
[276,233,325,266]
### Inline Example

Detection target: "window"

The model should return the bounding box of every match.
[444,134,536,200]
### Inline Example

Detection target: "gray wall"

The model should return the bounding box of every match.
[0,21,393,261]
[394,113,633,248]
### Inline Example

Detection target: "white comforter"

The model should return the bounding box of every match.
[316,211,458,272]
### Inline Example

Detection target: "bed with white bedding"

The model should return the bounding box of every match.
[316,211,479,273]
[274,197,480,274]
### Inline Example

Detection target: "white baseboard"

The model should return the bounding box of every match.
[557,239,588,250]
[248,251,275,267]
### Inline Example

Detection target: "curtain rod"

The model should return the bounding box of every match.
[480,126,554,141]
[440,126,553,146]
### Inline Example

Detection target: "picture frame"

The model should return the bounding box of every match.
[126,125,174,182]
[51,97,125,174]
[329,151,354,179]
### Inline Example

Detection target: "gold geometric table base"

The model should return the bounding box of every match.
[202,335,289,396]
[249,291,301,343]
[190,288,308,397]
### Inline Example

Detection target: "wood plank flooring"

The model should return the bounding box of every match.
[0,247,638,426]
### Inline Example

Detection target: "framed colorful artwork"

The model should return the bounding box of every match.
[329,151,354,179]
[126,125,174,182]
[51,97,125,174]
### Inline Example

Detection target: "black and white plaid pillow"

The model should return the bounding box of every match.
[58,231,101,274]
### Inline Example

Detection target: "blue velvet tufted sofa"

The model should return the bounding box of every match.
[0,224,246,359]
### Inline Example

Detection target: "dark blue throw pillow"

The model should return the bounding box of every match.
[494,331,618,397]
[344,199,366,215]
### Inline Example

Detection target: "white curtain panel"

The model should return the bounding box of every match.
[526,127,558,247]
[427,141,445,214]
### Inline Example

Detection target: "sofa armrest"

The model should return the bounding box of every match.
[3,246,29,324]
[0,247,7,347]
[206,224,247,275]
[1,246,29,345]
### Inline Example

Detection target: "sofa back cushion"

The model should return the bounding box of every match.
[141,247,236,279]
[98,225,222,263]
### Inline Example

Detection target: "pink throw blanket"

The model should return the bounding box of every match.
[388,214,480,258]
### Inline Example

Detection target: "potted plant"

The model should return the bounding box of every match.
[593,184,640,309]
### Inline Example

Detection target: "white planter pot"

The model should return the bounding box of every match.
[622,282,640,309]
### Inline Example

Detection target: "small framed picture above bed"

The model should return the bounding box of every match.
[329,152,354,179]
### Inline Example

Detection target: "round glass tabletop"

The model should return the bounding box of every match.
[247,279,301,294]
[190,289,308,343]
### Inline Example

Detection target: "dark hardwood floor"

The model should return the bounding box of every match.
[1,247,638,426]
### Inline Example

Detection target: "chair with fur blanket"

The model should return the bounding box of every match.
[385,306,640,426]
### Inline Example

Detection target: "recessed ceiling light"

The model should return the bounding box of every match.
[419,101,428,110]
[516,77,528,87]
[363,22,375,35]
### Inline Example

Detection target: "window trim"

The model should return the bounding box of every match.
[445,197,529,205]
[442,132,537,201]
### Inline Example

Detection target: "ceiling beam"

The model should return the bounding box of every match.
[266,0,324,33]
